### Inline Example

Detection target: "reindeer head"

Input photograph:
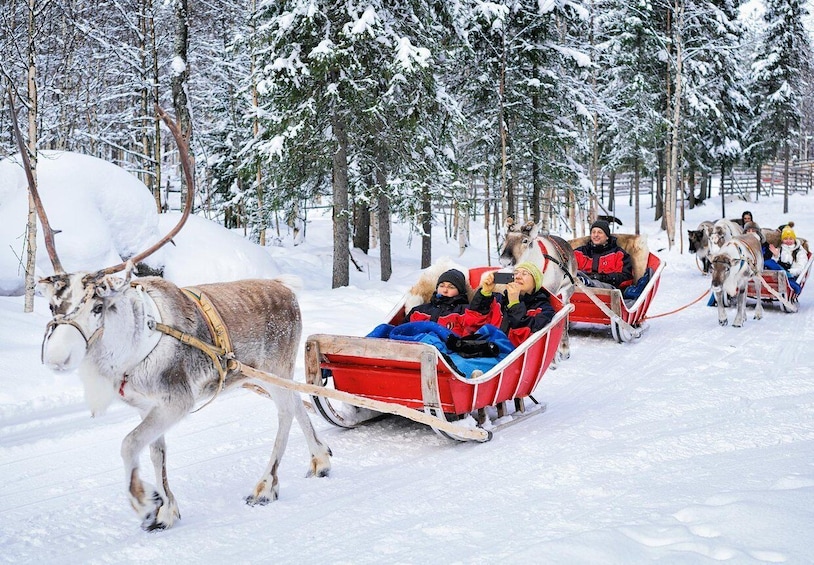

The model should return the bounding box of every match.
[498,219,540,267]
[6,97,195,371]
[687,229,706,253]
[39,268,133,371]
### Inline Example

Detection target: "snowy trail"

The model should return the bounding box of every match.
[3,195,814,562]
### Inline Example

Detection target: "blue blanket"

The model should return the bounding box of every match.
[367,321,514,378]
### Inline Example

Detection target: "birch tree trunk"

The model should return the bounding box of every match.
[23,0,38,313]
[665,0,684,249]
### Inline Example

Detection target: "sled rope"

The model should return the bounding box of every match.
[756,275,799,313]
[229,360,490,442]
[644,288,710,320]
[574,279,642,338]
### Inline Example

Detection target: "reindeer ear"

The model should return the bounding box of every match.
[521,221,539,239]
[96,275,129,297]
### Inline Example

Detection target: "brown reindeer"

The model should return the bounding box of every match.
[11,101,331,530]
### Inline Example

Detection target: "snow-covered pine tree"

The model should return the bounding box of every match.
[748,0,812,214]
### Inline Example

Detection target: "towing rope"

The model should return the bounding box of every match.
[644,288,711,320]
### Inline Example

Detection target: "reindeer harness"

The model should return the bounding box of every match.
[149,286,236,411]
[711,238,760,275]
[536,239,576,284]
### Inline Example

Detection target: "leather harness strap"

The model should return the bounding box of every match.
[151,286,237,412]
[181,287,234,355]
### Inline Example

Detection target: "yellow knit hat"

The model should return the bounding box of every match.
[516,261,544,292]
[781,221,796,240]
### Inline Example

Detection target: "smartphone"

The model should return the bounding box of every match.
[493,271,515,284]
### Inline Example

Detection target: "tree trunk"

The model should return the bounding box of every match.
[171,0,193,217]
[608,169,616,213]
[783,133,790,214]
[483,175,492,266]
[654,149,663,219]
[634,157,641,235]
[23,0,38,313]
[331,109,350,288]
[688,167,697,209]
[376,166,392,282]
[139,0,160,213]
[249,0,265,245]
[720,163,726,219]
[353,198,370,253]
[755,163,762,202]
[420,185,432,268]
[665,0,682,249]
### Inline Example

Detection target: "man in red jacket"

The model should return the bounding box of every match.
[574,220,633,290]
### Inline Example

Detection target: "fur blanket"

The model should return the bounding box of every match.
[403,257,474,313]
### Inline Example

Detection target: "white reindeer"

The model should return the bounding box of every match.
[710,233,764,327]
[708,218,743,256]
[16,106,331,531]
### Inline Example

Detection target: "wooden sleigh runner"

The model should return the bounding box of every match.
[747,249,813,312]
[303,267,573,442]
[567,234,666,343]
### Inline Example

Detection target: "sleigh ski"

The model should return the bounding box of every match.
[747,249,813,313]
[304,266,573,443]
[567,234,665,343]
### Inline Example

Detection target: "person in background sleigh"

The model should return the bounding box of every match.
[574,220,634,290]
[463,262,555,348]
[771,223,807,295]
[402,269,470,335]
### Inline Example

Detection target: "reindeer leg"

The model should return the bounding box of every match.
[291,390,332,478]
[122,406,186,530]
[149,435,180,528]
[733,289,746,327]
[245,386,295,506]
[753,277,764,320]
[716,291,728,326]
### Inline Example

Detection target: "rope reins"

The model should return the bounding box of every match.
[643,288,711,320]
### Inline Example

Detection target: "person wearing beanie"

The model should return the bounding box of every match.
[742,221,775,260]
[573,220,633,289]
[436,269,467,296]
[462,262,555,348]
[773,222,806,295]
[403,269,470,333]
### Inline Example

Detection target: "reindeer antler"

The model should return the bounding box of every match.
[7,86,65,275]
[93,105,195,277]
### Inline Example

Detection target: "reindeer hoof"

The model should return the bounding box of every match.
[719,319,728,327]
[245,493,276,506]
[143,518,168,532]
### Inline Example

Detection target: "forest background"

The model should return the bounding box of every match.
[1,0,813,291]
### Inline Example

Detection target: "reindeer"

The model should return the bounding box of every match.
[688,220,714,273]
[708,218,743,256]
[12,103,331,531]
[498,219,576,360]
[710,233,764,327]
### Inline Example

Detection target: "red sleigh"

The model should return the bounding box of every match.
[304,267,573,442]
[567,234,666,342]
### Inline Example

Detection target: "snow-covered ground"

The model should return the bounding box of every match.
[1,175,813,563]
